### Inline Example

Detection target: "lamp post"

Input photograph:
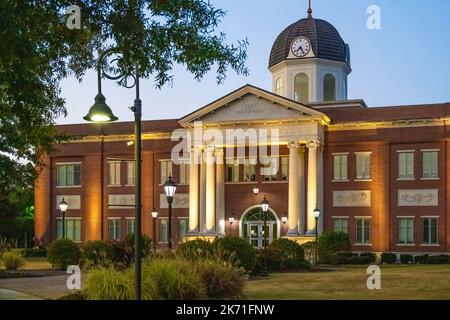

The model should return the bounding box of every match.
[313,207,321,270]
[261,196,270,277]
[58,198,68,239]
[83,49,143,300]
[163,175,177,250]
[151,208,158,252]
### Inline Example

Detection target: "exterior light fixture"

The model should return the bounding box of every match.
[83,93,118,123]
[229,214,235,225]
[59,198,68,213]
[253,187,260,196]
[163,175,177,249]
[281,213,288,225]
[58,198,68,239]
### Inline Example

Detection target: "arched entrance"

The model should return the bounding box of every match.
[239,206,280,248]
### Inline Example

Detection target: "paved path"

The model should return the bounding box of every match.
[0,288,41,300]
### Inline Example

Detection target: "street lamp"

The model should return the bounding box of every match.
[163,175,177,250]
[313,207,321,270]
[83,49,143,300]
[151,208,158,252]
[253,187,259,196]
[58,198,68,239]
[261,196,270,277]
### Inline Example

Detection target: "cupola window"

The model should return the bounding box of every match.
[275,78,283,96]
[323,74,336,101]
[294,73,309,103]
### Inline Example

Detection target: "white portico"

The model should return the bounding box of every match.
[179,84,329,242]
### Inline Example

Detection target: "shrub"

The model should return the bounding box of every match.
[400,254,414,264]
[267,239,305,271]
[108,241,134,268]
[317,232,351,264]
[301,241,317,264]
[82,241,115,267]
[22,248,47,258]
[360,252,376,260]
[212,237,257,271]
[177,239,213,260]
[1,251,24,270]
[414,254,429,264]
[143,258,206,300]
[381,252,397,264]
[427,255,449,264]
[47,239,81,270]
[124,233,152,258]
[84,267,154,300]
[346,256,375,265]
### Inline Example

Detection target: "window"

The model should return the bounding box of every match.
[356,153,371,180]
[281,157,289,181]
[422,151,438,179]
[108,219,121,241]
[333,154,348,181]
[226,159,239,182]
[57,164,81,187]
[160,160,172,184]
[294,73,309,103]
[243,159,256,182]
[398,152,414,179]
[57,219,81,242]
[323,74,336,102]
[398,218,414,244]
[127,219,135,235]
[262,156,278,181]
[159,219,168,242]
[343,78,348,100]
[356,218,371,244]
[126,161,135,186]
[275,78,283,95]
[109,161,121,186]
[178,219,189,243]
[333,218,348,234]
[179,162,190,184]
[422,218,438,244]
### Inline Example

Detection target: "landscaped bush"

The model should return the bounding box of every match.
[317,232,352,264]
[427,255,449,264]
[1,251,24,270]
[82,241,115,267]
[266,239,306,271]
[108,241,134,268]
[22,248,47,258]
[47,239,81,270]
[381,252,397,264]
[143,258,206,300]
[346,256,375,265]
[177,239,213,260]
[400,254,414,264]
[414,254,429,264]
[360,252,376,260]
[212,237,257,272]
[124,233,152,258]
[301,241,317,264]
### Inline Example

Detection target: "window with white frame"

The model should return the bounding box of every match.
[422,151,438,179]
[398,218,414,244]
[127,161,135,186]
[243,158,256,182]
[333,218,348,234]
[178,219,188,243]
[160,160,172,184]
[356,218,371,244]
[398,152,414,179]
[57,164,81,187]
[179,161,190,184]
[159,219,168,242]
[276,78,283,96]
[57,219,81,242]
[262,156,278,181]
[356,153,371,180]
[333,154,348,181]
[109,161,121,186]
[422,218,438,244]
[226,158,239,182]
[108,219,121,241]
[127,218,135,235]
[281,157,289,181]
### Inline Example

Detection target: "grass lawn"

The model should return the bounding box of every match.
[244,264,450,300]
[0,257,52,271]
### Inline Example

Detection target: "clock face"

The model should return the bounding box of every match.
[291,37,311,57]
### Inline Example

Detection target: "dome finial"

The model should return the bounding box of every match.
[307,0,313,18]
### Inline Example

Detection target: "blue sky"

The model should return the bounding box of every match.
[58,0,450,124]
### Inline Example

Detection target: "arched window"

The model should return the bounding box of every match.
[275,78,283,96]
[294,73,309,103]
[323,74,336,102]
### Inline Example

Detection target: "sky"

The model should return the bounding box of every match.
[58,0,450,125]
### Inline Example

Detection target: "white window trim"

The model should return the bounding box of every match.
[332,179,349,183]
[354,179,373,182]
[420,215,439,218]
[396,243,415,247]
[56,186,82,189]
[420,244,440,247]
[396,216,415,219]
[354,151,373,155]
[331,152,350,155]
[420,177,440,181]
[107,217,122,220]
[332,216,349,219]
[56,217,82,220]
[421,149,440,152]
[354,216,372,219]
[55,162,82,165]
[397,150,415,153]
[125,217,135,220]
[396,177,415,181]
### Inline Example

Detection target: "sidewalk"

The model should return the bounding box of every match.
[0,288,41,300]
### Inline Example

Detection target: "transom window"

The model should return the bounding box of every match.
[356,218,371,244]
[160,160,172,184]
[356,153,371,180]
[422,218,438,244]
[126,161,135,186]
[109,161,121,186]
[57,164,81,187]
[333,154,348,181]
[398,218,414,244]
[422,151,438,179]
[333,218,348,234]
[398,152,414,179]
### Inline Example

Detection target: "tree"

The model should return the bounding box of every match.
[0,0,249,196]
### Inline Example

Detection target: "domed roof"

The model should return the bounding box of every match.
[269,16,348,68]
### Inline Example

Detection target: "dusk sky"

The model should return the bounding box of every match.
[58,0,450,125]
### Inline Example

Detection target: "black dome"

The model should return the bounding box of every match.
[269,17,348,68]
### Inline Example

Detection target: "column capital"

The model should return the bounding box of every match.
[191,145,204,153]
[288,141,300,150]
[306,140,321,149]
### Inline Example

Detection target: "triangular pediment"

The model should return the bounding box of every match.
[179,84,330,126]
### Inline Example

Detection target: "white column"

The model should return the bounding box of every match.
[317,145,324,234]
[287,142,300,236]
[298,146,306,235]
[215,148,225,236]
[199,147,206,234]
[307,141,320,234]
[205,146,216,234]
[188,147,200,234]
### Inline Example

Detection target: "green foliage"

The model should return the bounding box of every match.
[82,241,115,268]
[124,233,152,258]
[212,237,257,271]
[22,248,47,257]
[414,254,429,264]
[266,239,306,271]
[1,251,24,270]
[400,254,414,264]
[47,239,81,270]
[381,252,397,264]
[317,232,352,264]
[345,256,375,265]
[427,255,449,264]
[177,239,213,259]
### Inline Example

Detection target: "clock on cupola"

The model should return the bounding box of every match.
[268,1,351,103]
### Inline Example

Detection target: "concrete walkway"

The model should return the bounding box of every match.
[0,288,41,300]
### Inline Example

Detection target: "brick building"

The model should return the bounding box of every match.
[35,10,450,254]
